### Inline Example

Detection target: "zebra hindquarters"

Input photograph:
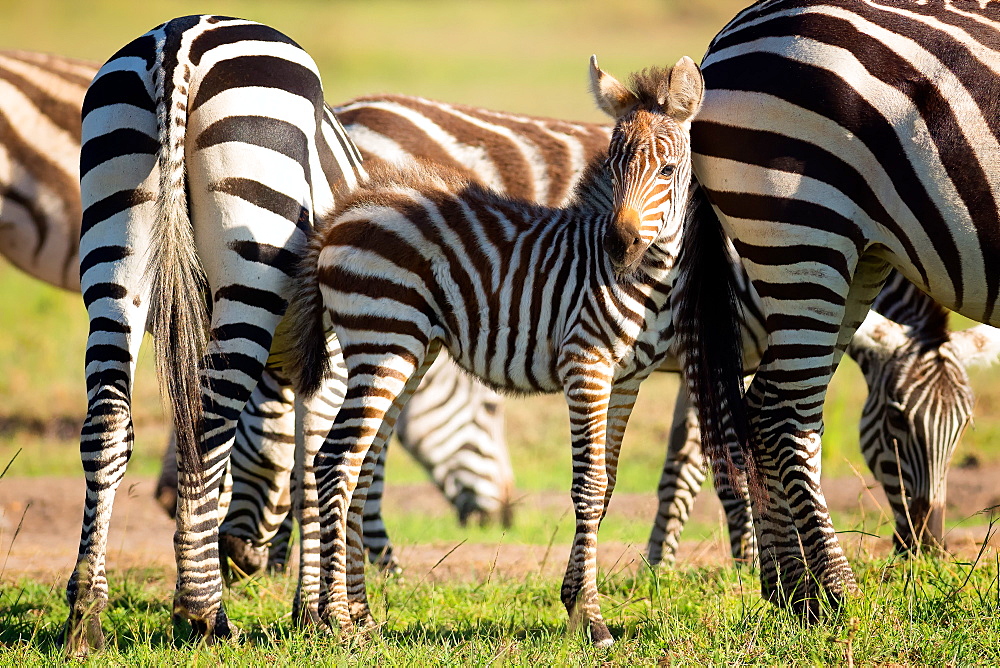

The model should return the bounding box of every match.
[66,80,161,657]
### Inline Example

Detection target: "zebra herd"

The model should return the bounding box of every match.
[0,0,997,653]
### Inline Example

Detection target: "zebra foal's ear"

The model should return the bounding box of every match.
[665,56,704,123]
[949,324,1000,369]
[590,55,638,119]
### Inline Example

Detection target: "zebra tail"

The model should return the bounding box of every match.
[283,227,333,399]
[147,39,211,491]
[674,188,750,489]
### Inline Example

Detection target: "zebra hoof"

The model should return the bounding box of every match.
[219,533,268,582]
[590,620,615,648]
[178,606,240,645]
[61,611,105,658]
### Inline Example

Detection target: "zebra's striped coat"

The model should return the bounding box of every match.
[684,0,1000,618]
[286,56,703,646]
[0,46,512,624]
[70,16,364,652]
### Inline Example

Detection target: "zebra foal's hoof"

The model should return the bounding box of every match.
[590,620,615,648]
[61,610,106,658]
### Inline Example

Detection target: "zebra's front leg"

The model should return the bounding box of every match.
[560,362,615,648]
[602,381,641,519]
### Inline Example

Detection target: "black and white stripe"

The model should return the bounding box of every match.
[682,0,1000,618]
[68,15,364,653]
[0,47,514,610]
[284,57,704,646]
[0,50,91,290]
[330,91,1000,569]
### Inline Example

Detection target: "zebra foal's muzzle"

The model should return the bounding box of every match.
[604,207,645,271]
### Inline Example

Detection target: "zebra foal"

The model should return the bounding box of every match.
[285,56,703,646]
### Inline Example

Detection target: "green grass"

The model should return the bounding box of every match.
[4,552,1000,664]
[3,0,1000,661]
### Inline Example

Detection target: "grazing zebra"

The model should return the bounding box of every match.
[70,16,367,652]
[0,46,511,613]
[682,0,1000,618]
[649,270,1000,565]
[285,55,704,646]
[3,43,988,589]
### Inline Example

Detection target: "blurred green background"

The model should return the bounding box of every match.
[0,0,996,546]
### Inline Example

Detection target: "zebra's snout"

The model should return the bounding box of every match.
[605,208,644,269]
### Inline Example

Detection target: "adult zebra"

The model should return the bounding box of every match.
[6,44,988,578]
[71,16,368,653]
[0,49,513,583]
[682,0,1000,617]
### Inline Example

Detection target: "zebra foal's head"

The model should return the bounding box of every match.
[589,54,703,274]
[851,310,1000,554]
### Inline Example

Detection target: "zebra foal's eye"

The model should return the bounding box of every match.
[660,164,676,177]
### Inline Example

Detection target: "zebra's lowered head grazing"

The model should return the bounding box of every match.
[591,55,703,274]
[851,306,1000,554]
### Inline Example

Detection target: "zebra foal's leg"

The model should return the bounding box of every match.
[559,361,616,648]
[292,345,348,628]
[314,340,437,633]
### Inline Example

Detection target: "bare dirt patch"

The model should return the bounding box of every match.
[1,466,998,586]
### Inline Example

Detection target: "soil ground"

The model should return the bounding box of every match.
[2,465,999,587]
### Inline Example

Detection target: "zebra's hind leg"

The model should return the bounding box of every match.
[315,340,438,635]
[360,444,402,574]
[65,138,158,657]
[293,349,348,630]
[747,256,887,620]
[710,438,757,567]
[647,388,708,566]
[219,369,297,581]
[346,344,442,628]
